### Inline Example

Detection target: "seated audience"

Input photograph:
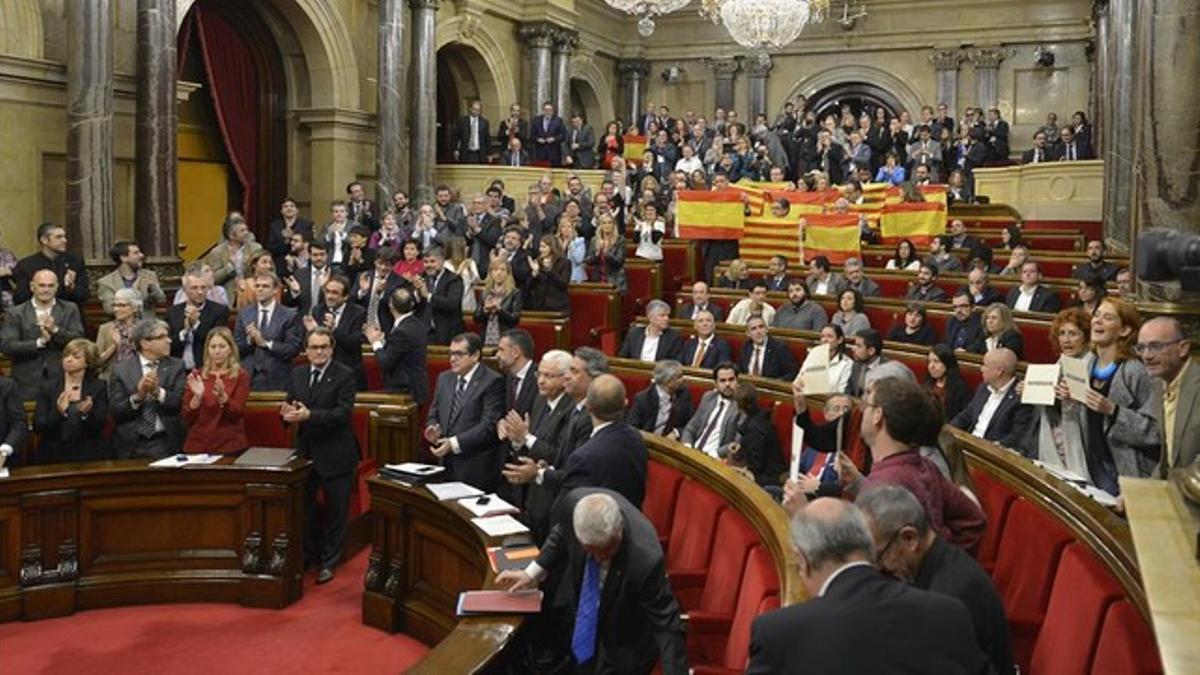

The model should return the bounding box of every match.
[1056,125,1093,161]
[847,329,889,398]
[1,269,86,400]
[676,281,726,321]
[950,348,1032,450]
[172,262,229,307]
[365,287,429,403]
[740,316,799,380]
[1022,130,1051,164]
[680,309,732,370]
[842,257,880,297]
[961,267,1003,308]
[304,275,367,390]
[797,324,854,395]
[627,360,694,438]
[945,291,984,352]
[1024,307,1093,478]
[586,214,627,293]
[526,234,571,312]
[168,267,231,371]
[681,362,742,457]
[424,332,506,491]
[235,272,304,391]
[1073,270,1106,316]
[725,381,786,488]
[717,258,753,291]
[1073,239,1119,282]
[831,288,871,338]
[1005,261,1062,314]
[772,280,828,331]
[888,302,939,346]
[727,281,776,326]
[927,235,963,273]
[110,318,187,459]
[970,303,1024,358]
[13,223,89,306]
[946,219,979,253]
[906,262,948,303]
[925,344,972,421]
[805,255,846,296]
[182,327,250,455]
[857,485,1015,675]
[619,300,683,363]
[32,338,109,464]
[205,213,263,301]
[475,258,522,347]
[1138,317,1200,477]
[97,240,165,315]
[995,244,1029,277]
[886,239,921,271]
[96,288,144,376]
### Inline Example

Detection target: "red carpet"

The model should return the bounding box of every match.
[0,550,429,674]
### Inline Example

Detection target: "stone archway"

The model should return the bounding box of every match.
[0,0,42,59]
[781,64,926,120]
[436,17,519,121]
[568,54,616,127]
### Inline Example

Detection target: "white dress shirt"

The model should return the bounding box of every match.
[972,377,1016,439]
[1013,285,1036,312]
[639,332,662,363]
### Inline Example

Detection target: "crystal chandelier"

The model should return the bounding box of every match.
[605,0,694,37]
[718,0,814,50]
[701,0,831,25]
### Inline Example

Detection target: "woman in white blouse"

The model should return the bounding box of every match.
[885,239,921,271]
[633,203,666,261]
[795,324,854,395]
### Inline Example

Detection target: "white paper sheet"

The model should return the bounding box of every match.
[426,481,484,501]
[790,425,805,483]
[456,493,520,517]
[800,344,832,395]
[1060,355,1092,402]
[471,515,530,537]
[1021,363,1060,406]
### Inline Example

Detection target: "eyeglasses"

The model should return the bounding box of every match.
[1133,340,1183,355]
[876,525,911,561]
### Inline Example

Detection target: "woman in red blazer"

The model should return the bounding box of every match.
[183,327,250,454]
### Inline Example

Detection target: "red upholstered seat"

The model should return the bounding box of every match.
[686,510,760,664]
[872,275,912,298]
[991,499,1073,673]
[969,469,1017,574]
[363,353,383,391]
[769,400,795,463]
[1090,600,1163,675]
[691,546,780,674]
[1029,543,1124,675]
[863,305,895,332]
[661,241,698,292]
[624,260,663,326]
[567,284,621,348]
[666,479,727,608]
[243,406,295,448]
[643,461,684,549]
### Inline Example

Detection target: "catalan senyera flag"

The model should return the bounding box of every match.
[742,213,802,265]
[622,135,647,165]
[879,201,948,246]
[802,214,861,265]
[676,190,745,240]
[883,184,949,206]
[770,189,842,215]
[730,180,791,216]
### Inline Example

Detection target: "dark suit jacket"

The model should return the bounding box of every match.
[347,199,379,232]
[564,125,597,169]
[497,117,528,146]
[738,338,799,380]
[1004,285,1062,314]
[737,408,786,487]
[354,271,406,330]
[454,114,491,158]
[473,290,522,338]
[957,284,1003,309]
[535,488,688,675]
[375,313,429,404]
[951,380,1034,449]
[526,257,570,312]
[618,326,684,363]
[109,355,187,458]
[427,365,506,491]
[747,565,987,674]
[531,115,567,165]
[500,149,530,167]
[506,363,538,416]
[627,385,695,437]
[675,302,725,322]
[968,329,1024,360]
[422,270,467,345]
[168,301,230,368]
[13,252,89,306]
[543,422,648,510]
[265,218,314,265]
[679,336,732,371]
[515,394,574,540]
[0,300,86,400]
[1050,139,1094,161]
[763,275,790,293]
[32,374,109,464]
[946,314,984,352]
[312,302,367,389]
[0,377,29,464]
[1020,147,1051,165]
[234,303,304,391]
[286,361,359,478]
[286,264,331,316]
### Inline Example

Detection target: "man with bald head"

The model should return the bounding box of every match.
[951,348,1032,450]
[1138,317,1199,475]
[747,498,988,674]
[0,268,85,400]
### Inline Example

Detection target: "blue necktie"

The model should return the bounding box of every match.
[572,556,600,664]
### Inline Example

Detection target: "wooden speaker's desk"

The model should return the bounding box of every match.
[0,457,310,622]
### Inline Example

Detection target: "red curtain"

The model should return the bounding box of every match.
[192,5,260,228]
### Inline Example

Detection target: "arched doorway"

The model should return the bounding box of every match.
[806,82,905,123]
[569,78,602,128]
[436,43,501,163]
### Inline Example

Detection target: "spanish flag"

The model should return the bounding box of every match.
[879,201,947,246]
[883,184,948,206]
[623,135,647,165]
[742,213,801,264]
[802,214,861,264]
[676,190,745,240]
[730,180,791,216]
[770,189,841,215]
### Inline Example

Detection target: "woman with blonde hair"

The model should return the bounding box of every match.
[474,258,522,346]
[972,302,1024,359]
[182,327,250,455]
[586,213,627,293]
[33,338,109,464]
[717,258,753,290]
[556,215,588,283]
[444,236,480,313]
[96,288,143,376]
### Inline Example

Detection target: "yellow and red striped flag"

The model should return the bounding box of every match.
[742,213,801,265]
[623,135,647,165]
[770,189,841,215]
[802,214,861,264]
[883,184,949,206]
[730,180,791,216]
[676,190,745,240]
[879,201,947,246]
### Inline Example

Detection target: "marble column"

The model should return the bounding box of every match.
[708,57,739,113]
[519,23,556,113]
[134,0,177,262]
[66,0,115,264]
[743,55,771,119]
[1100,0,1136,247]
[377,0,407,204]
[616,59,650,126]
[409,0,438,205]
[929,49,963,117]
[969,48,1006,111]
[552,30,577,118]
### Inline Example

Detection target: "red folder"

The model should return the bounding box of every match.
[456,590,543,616]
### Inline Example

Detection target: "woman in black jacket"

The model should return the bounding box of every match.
[925,344,972,422]
[526,234,571,312]
[887,302,940,346]
[723,381,786,489]
[33,338,110,464]
[474,258,522,347]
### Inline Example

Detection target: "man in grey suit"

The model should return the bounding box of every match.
[1139,317,1200,476]
[234,272,304,391]
[425,332,507,491]
[0,269,85,400]
[563,113,597,169]
[680,362,742,458]
[109,319,187,458]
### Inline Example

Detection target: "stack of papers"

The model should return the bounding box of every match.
[426,481,484,501]
[471,515,530,537]
[456,589,543,616]
[149,454,222,468]
[456,493,520,518]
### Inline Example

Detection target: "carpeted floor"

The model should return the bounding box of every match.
[0,550,428,674]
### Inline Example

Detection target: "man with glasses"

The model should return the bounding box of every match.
[0,269,85,400]
[1138,317,1200,477]
[281,327,359,584]
[110,318,186,458]
[425,332,506,491]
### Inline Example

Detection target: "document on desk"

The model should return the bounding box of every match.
[149,454,221,468]
[427,481,484,501]
[1021,363,1060,406]
[457,589,543,616]
[0,468,8,479]
[457,494,520,517]
[800,344,831,395]
[471,514,530,537]
[1060,356,1091,402]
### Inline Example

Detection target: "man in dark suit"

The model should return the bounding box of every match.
[454,99,491,164]
[676,280,725,322]
[816,130,847,184]
[961,267,1004,308]
[984,108,1010,161]
[763,255,790,292]
[265,197,315,271]
[345,181,379,233]
[1054,126,1094,161]
[109,319,187,459]
[951,348,1032,450]
[234,272,304,391]
[563,113,596,169]
[946,292,985,352]
[739,317,798,381]
[12,223,89,306]
[858,485,1015,675]
[846,329,890,398]
[619,300,684,364]
[281,327,360,584]
[680,363,742,457]
[168,268,231,371]
[497,103,528,148]
[747,498,987,674]
[497,329,539,416]
[303,275,366,390]
[531,101,567,166]
[464,194,503,274]
[497,489,688,675]
[0,269,85,400]
[932,103,956,139]
[354,248,405,331]
[1021,130,1051,165]
[284,240,332,317]
[1005,261,1062,314]
[425,332,506,491]
[413,246,466,345]
[680,309,732,370]
[628,360,694,439]
[496,227,534,290]
[500,136,530,167]
[0,376,30,468]
[365,287,428,404]
[906,262,948,303]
